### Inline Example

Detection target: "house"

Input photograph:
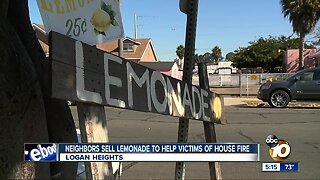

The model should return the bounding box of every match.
[193,61,237,75]
[32,24,183,80]
[284,49,320,73]
[216,61,237,74]
[138,61,181,79]
[32,24,158,63]
[97,37,159,62]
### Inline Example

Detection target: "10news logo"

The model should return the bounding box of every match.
[265,135,291,161]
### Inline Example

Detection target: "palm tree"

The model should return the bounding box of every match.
[176,45,185,60]
[226,52,235,61]
[176,45,185,68]
[280,0,320,70]
[211,46,222,62]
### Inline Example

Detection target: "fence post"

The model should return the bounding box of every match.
[246,74,249,96]
[239,72,242,97]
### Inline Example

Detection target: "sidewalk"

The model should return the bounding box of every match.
[210,86,260,96]
[223,96,320,108]
[223,97,254,106]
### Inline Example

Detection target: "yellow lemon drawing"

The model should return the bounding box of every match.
[90,9,111,32]
[211,96,222,121]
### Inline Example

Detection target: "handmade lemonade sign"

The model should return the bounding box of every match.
[37,0,124,45]
[49,32,219,122]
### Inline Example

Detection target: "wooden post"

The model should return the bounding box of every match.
[198,62,223,180]
[175,0,199,179]
[77,103,114,180]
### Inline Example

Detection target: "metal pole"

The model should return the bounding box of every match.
[175,0,198,179]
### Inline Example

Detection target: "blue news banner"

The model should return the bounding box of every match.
[25,143,260,162]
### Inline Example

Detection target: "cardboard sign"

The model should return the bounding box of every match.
[49,32,216,122]
[37,0,124,45]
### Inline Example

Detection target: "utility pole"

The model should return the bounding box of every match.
[118,0,123,57]
[134,14,138,39]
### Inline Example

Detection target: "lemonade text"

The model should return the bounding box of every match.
[39,0,93,14]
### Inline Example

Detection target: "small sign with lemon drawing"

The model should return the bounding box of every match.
[36,0,124,45]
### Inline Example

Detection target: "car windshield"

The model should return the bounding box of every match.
[274,74,292,81]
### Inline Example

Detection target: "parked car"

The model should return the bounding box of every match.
[258,68,320,108]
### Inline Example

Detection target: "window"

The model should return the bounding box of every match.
[313,70,320,80]
[300,70,320,81]
[123,42,134,51]
[301,72,313,81]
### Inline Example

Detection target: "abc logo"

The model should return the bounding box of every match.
[265,135,291,161]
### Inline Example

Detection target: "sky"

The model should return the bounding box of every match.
[28,0,296,61]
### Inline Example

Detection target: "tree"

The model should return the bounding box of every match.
[211,46,222,62]
[0,1,77,179]
[230,35,314,72]
[194,52,214,64]
[176,45,185,60]
[280,0,320,70]
[225,52,235,61]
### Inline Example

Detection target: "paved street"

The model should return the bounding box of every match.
[70,105,320,179]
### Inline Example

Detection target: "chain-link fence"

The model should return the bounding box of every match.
[192,73,294,96]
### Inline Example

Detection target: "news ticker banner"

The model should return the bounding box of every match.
[24,143,260,162]
[262,162,299,172]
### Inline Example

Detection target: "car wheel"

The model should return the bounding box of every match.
[268,90,290,108]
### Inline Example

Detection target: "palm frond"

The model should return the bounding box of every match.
[281,0,320,34]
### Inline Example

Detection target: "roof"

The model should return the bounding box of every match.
[32,24,158,61]
[39,40,49,54]
[97,38,156,60]
[138,62,177,71]
[32,24,49,53]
